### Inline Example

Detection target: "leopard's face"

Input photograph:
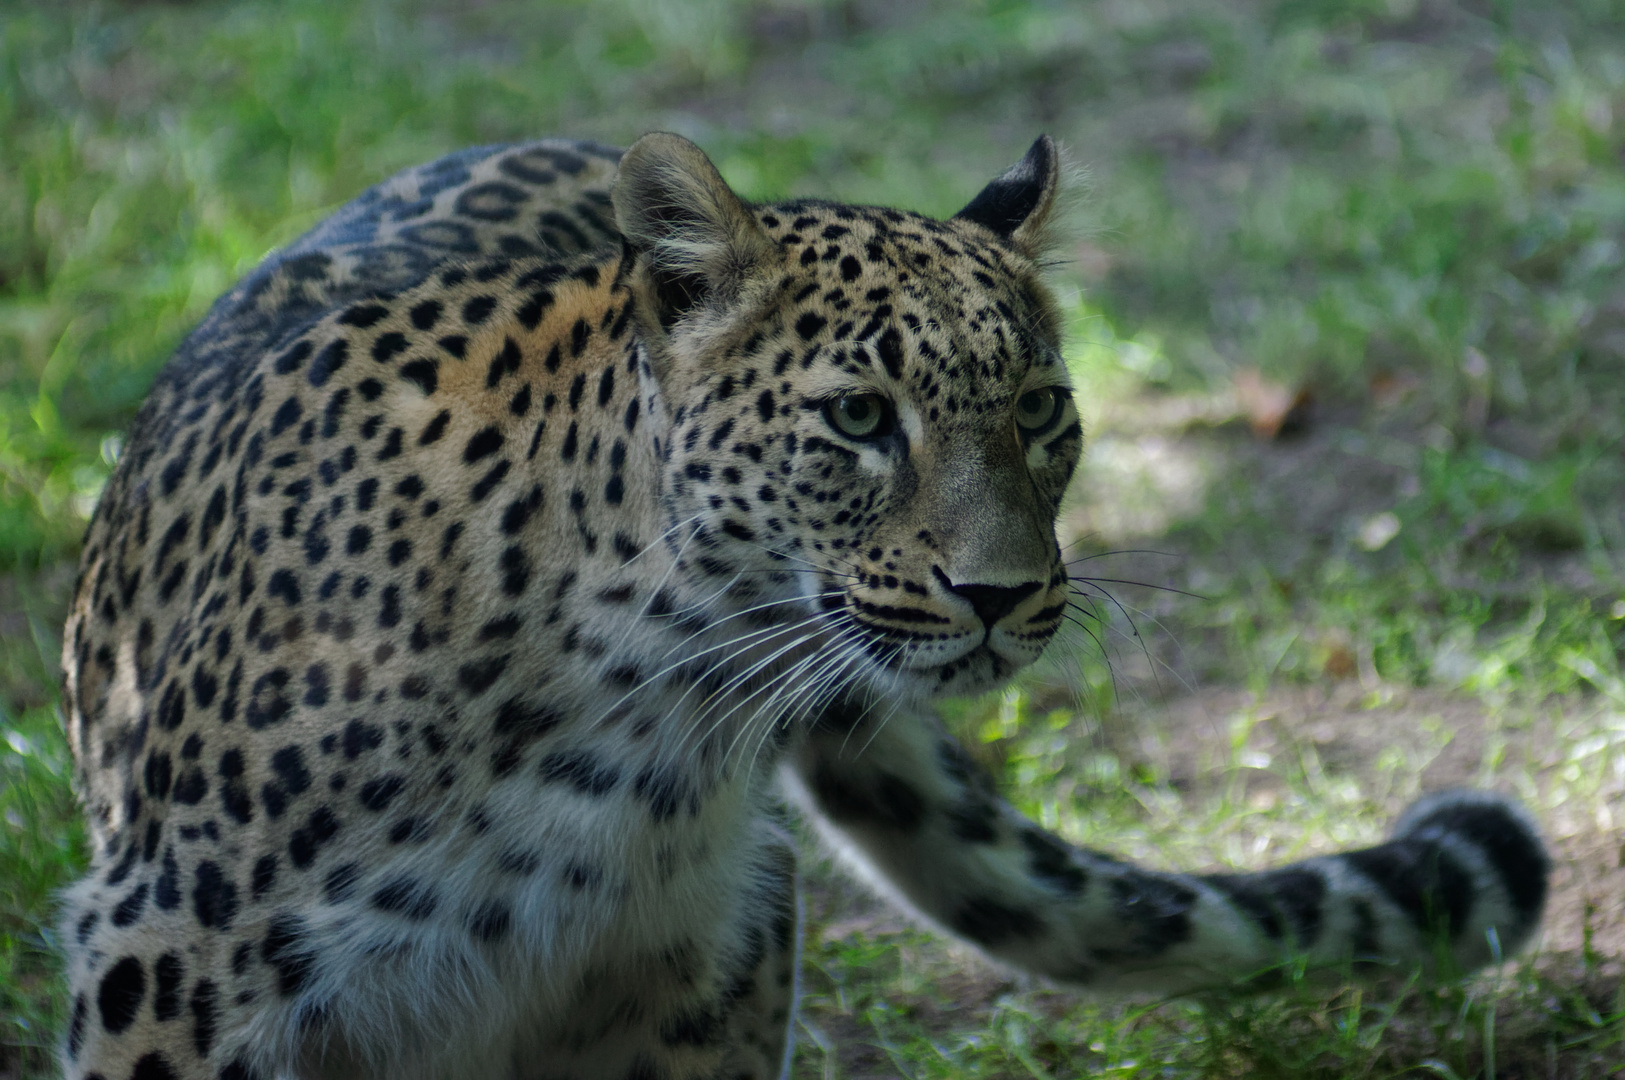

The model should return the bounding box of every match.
[651,204,1080,701]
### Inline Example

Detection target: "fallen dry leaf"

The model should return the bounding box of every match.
[1233,367,1312,438]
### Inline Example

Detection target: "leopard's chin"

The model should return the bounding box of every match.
[852,638,1039,701]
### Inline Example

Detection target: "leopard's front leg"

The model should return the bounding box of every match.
[787,704,1548,992]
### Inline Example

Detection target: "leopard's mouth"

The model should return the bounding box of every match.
[844,622,1031,694]
[800,575,1060,695]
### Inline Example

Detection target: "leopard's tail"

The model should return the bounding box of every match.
[1168,789,1550,988]
[796,711,1550,992]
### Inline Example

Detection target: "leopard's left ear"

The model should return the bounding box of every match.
[953,136,1060,256]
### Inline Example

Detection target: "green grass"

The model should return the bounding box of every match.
[4,0,1625,1076]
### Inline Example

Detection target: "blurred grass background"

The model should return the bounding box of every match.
[4,0,1625,1076]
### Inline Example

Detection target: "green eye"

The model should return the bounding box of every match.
[1015,387,1062,432]
[825,394,891,439]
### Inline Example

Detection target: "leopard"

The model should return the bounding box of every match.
[58,131,1550,1080]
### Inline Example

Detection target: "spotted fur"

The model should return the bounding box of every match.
[59,134,1549,1080]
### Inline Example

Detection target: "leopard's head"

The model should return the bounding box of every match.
[615,133,1080,700]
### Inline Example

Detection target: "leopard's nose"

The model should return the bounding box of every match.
[936,571,1042,626]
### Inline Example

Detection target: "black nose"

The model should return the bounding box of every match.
[942,577,1042,626]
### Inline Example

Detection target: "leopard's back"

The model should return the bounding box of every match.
[65,138,624,839]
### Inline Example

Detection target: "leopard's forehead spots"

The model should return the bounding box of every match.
[732,203,1063,430]
[757,202,1033,306]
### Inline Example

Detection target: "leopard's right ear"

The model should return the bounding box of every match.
[613,133,778,327]
[953,136,1061,257]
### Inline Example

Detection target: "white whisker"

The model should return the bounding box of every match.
[588,603,842,733]
[684,618,844,753]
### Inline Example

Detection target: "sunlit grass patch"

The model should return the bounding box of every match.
[0,701,84,1077]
